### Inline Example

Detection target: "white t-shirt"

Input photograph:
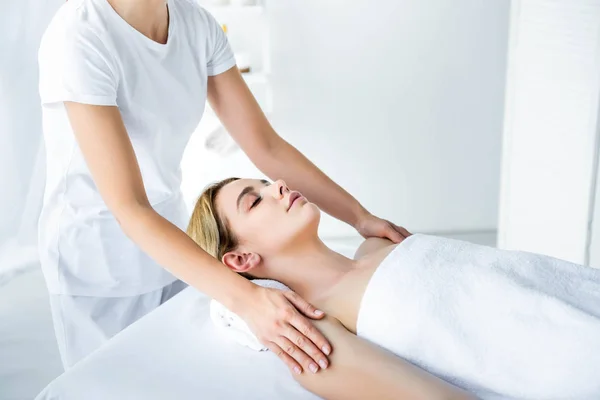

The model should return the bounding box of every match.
[38,0,236,296]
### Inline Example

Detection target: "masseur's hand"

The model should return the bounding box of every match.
[239,286,331,375]
[356,212,411,244]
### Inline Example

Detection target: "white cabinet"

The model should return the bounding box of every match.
[498,0,600,266]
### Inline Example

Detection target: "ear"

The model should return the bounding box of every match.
[222,250,262,274]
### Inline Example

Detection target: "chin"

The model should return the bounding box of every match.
[274,203,321,250]
[303,202,320,219]
[301,203,321,233]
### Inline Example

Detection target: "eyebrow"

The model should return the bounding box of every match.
[236,180,270,211]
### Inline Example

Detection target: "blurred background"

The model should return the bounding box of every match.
[183,0,508,245]
[2,0,600,398]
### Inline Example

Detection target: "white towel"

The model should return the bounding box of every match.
[210,279,290,351]
[357,234,600,399]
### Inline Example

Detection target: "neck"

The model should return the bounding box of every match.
[260,238,359,302]
[107,0,169,43]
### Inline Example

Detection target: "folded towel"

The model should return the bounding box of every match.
[210,279,290,351]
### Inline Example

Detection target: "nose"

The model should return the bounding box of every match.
[263,179,289,199]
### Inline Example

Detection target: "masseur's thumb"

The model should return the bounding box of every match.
[386,223,405,244]
[284,291,325,319]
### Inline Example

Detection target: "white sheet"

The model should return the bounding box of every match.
[35,287,320,400]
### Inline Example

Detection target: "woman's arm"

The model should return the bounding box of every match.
[294,317,473,400]
[207,67,410,243]
[63,102,331,375]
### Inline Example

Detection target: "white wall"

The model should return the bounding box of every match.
[183,0,510,238]
[268,0,509,236]
[498,0,600,265]
[590,157,600,267]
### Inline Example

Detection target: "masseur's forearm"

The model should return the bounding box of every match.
[207,68,367,228]
[118,204,254,311]
[254,138,368,228]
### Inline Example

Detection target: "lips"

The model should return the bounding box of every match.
[287,191,302,211]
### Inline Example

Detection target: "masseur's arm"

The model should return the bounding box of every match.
[296,318,474,400]
[64,103,331,375]
[207,67,411,242]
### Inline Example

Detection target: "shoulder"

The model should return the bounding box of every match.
[172,0,215,23]
[353,237,396,260]
[171,0,222,38]
[40,0,109,56]
[173,0,205,13]
[40,0,114,69]
[42,0,110,42]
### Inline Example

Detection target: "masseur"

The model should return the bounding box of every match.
[37,0,410,371]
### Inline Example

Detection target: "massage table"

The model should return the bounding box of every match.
[36,287,321,399]
[36,240,361,400]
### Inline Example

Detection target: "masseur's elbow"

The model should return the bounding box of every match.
[245,131,287,170]
[112,200,154,235]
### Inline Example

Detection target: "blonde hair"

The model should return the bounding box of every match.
[186,178,253,279]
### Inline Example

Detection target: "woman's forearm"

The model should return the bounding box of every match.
[119,204,255,311]
[253,138,368,228]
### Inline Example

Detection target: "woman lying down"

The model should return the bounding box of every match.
[187,178,600,400]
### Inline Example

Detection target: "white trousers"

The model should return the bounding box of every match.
[49,280,187,370]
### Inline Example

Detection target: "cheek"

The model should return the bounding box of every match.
[239,204,320,250]
[240,208,281,246]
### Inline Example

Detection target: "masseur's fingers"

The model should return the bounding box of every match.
[392,223,412,239]
[283,290,332,360]
[276,336,320,374]
[286,322,329,371]
[266,342,303,375]
[283,290,325,320]
[383,221,405,243]
[242,287,331,373]
[356,213,410,244]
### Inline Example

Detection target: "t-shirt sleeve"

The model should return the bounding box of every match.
[39,23,118,106]
[204,11,237,76]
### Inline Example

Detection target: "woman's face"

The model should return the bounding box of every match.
[216,179,321,257]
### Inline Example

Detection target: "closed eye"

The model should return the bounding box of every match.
[250,195,262,209]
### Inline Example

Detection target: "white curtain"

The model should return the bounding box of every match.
[0,0,63,281]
